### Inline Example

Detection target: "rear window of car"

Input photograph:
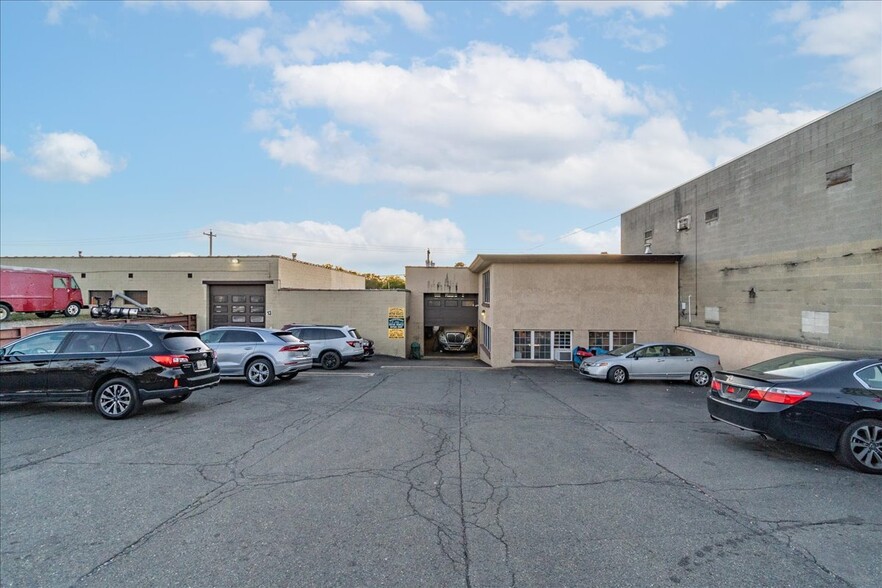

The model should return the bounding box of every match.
[745,355,854,378]
[117,333,150,352]
[348,329,362,339]
[274,332,300,343]
[162,334,210,352]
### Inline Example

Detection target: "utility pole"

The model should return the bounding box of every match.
[203,230,216,256]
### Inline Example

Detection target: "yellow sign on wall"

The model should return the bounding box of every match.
[388,307,405,338]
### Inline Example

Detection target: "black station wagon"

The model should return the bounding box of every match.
[0,323,220,419]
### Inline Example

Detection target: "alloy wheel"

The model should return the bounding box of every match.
[98,383,133,416]
[849,424,882,471]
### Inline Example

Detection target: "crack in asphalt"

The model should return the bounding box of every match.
[517,369,855,588]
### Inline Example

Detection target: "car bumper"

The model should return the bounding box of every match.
[706,394,839,452]
[280,357,313,374]
[579,364,610,379]
[140,373,221,400]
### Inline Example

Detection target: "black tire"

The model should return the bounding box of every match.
[94,378,141,419]
[690,367,712,387]
[64,302,81,317]
[0,304,10,322]
[607,366,628,385]
[835,419,882,474]
[160,392,192,404]
[245,358,275,387]
[278,372,297,380]
[320,351,342,370]
[35,311,54,318]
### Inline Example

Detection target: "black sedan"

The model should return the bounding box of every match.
[707,352,882,473]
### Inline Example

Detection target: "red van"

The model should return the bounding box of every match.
[0,266,84,321]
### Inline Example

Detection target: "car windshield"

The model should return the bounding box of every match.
[608,343,640,356]
[745,354,852,378]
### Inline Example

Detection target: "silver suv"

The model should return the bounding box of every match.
[200,326,312,386]
[282,324,364,370]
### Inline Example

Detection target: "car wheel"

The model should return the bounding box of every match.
[245,358,275,387]
[320,351,342,370]
[607,366,628,385]
[835,419,882,474]
[278,372,297,380]
[35,311,54,318]
[0,304,10,321]
[94,378,141,419]
[64,302,81,317]
[690,367,712,387]
[160,392,192,404]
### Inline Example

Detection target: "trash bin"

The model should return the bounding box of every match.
[410,342,422,360]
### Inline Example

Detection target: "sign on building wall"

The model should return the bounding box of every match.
[388,307,405,338]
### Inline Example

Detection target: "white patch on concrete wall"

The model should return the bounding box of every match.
[704,306,720,323]
[801,310,830,334]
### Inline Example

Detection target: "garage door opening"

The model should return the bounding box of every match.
[423,294,478,357]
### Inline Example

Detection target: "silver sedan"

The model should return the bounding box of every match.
[200,327,312,387]
[578,342,721,386]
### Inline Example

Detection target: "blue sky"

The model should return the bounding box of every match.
[1,1,880,275]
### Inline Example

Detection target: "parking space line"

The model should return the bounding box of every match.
[301,372,376,377]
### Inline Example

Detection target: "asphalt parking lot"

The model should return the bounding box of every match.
[1,357,879,587]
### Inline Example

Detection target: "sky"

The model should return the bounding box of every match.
[1,1,880,275]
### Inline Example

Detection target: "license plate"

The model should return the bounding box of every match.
[195,359,208,371]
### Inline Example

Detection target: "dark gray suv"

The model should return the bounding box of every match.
[282,324,364,370]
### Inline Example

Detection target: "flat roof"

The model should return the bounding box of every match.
[469,253,681,273]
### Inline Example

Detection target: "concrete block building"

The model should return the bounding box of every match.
[621,90,882,355]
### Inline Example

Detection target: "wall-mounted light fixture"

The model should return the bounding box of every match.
[748,287,756,299]
[231,258,240,264]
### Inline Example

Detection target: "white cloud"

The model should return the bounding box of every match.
[555,1,685,18]
[125,1,270,20]
[604,17,668,52]
[695,106,828,166]
[498,1,544,18]
[212,16,371,66]
[46,0,76,25]
[26,132,121,183]
[787,1,882,92]
[532,23,578,60]
[211,208,467,273]
[0,144,14,161]
[560,226,621,254]
[342,0,432,32]
[259,43,720,212]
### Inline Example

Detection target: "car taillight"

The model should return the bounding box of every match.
[710,379,722,392]
[747,387,812,405]
[280,344,309,352]
[151,354,190,368]
[346,340,361,347]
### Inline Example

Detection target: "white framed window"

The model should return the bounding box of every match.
[482,271,490,304]
[513,330,571,360]
[481,322,491,352]
[588,331,636,351]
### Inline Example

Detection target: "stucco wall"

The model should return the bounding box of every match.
[404,266,479,351]
[673,327,836,371]
[277,257,365,289]
[479,260,679,368]
[620,91,882,350]
[272,289,409,357]
[1,256,366,332]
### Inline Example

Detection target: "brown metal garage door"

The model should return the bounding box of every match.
[209,284,267,328]
[424,294,478,327]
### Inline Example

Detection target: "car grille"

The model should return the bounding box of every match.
[446,333,465,344]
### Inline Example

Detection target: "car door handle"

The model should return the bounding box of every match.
[33,361,50,367]
[91,358,109,364]
[243,347,253,350]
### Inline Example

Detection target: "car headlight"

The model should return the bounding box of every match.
[464,333,473,343]
[439,333,447,342]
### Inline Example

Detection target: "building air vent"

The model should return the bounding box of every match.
[676,215,691,231]
[705,208,719,223]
